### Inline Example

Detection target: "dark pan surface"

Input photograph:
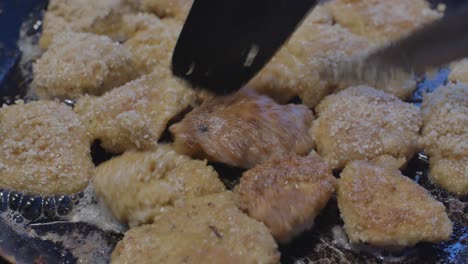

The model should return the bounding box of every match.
[0,0,467,263]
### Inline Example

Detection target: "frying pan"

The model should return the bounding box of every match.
[0,0,467,263]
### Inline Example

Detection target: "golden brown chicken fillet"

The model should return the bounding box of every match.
[111,192,280,264]
[74,73,196,153]
[0,101,94,195]
[337,158,453,247]
[234,153,337,243]
[421,84,468,195]
[170,89,315,169]
[33,32,138,100]
[325,0,443,45]
[39,0,133,49]
[312,85,422,170]
[94,145,225,227]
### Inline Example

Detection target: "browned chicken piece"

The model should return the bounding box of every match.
[33,32,138,100]
[421,84,468,195]
[234,153,337,243]
[39,0,134,49]
[325,0,443,45]
[312,85,422,170]
[111,192,280,264]
[137,0,193,20]
[124,16,182,75]
[94,145,225,227]
[170,89,315,169]
[337,159,453,247]
[449,59,468,83]
[0,101,94,195]
[74,73,196,153]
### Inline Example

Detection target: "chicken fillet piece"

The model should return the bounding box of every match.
[94,145,225,227]
[421,84,468,195]
[33,32,138,100]
[170,89,315,169]
[235,153,337,243]
[74,73,196,153]
[39,0,133,49]
[312,86,422,170]
[111,192,280,264]
[337,159,453,247]
[325,0,443,45]
[0,101,94,195]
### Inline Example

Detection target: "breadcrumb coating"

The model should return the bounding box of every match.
[234,153,336,243]
[137,0,193,20]
[0,101,94,195]
[312,86,422,170]
[124,16,182,75]
[33,32,138,100]
[421,84,468,195]
[94,145,225,227]
[74,73,196,153]
[325,0,443,44]
[338,159,453,247]
[39,0,133,49]
[111,192,280,264]
[449,59,468,83]
[170,89,314,169]
[249,14,371,105]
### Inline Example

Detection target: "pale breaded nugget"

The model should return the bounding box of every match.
[94,145,225,227]
[74,73,196,153]
[312,86,422,170]
[234,153,337,243]
[137,0,193,20]
[124,17,182,75]
[250,12,416,106]
[249,14,371,105]
[33,32,138,100]
[337,159,453,247]
[325,0,443,45]
[421,84,468,195]
[170,89,314,169]
[39,0,133,49]
[0,101,94,195]
[111,192,280,264]
[449,59,468,83]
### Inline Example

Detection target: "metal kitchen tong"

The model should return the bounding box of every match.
[172,0,468,95]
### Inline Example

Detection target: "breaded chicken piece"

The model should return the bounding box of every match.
[33,32,138,100]
[249,12,416,106]
[337,159,453,247]
[234,153,337,243]
[94,145,225,227]
[325,0,443,45]
[312,86,422,170]
[111,192,280,264]
[170,89,315,169]
[249,14,371,105]
[421,84,468,195]
[39,0,133,49]
[0,101,94,195]
[137,0,193,20]
[449,59,468,83]
[74,73,196,153]
[124,16,182,75]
